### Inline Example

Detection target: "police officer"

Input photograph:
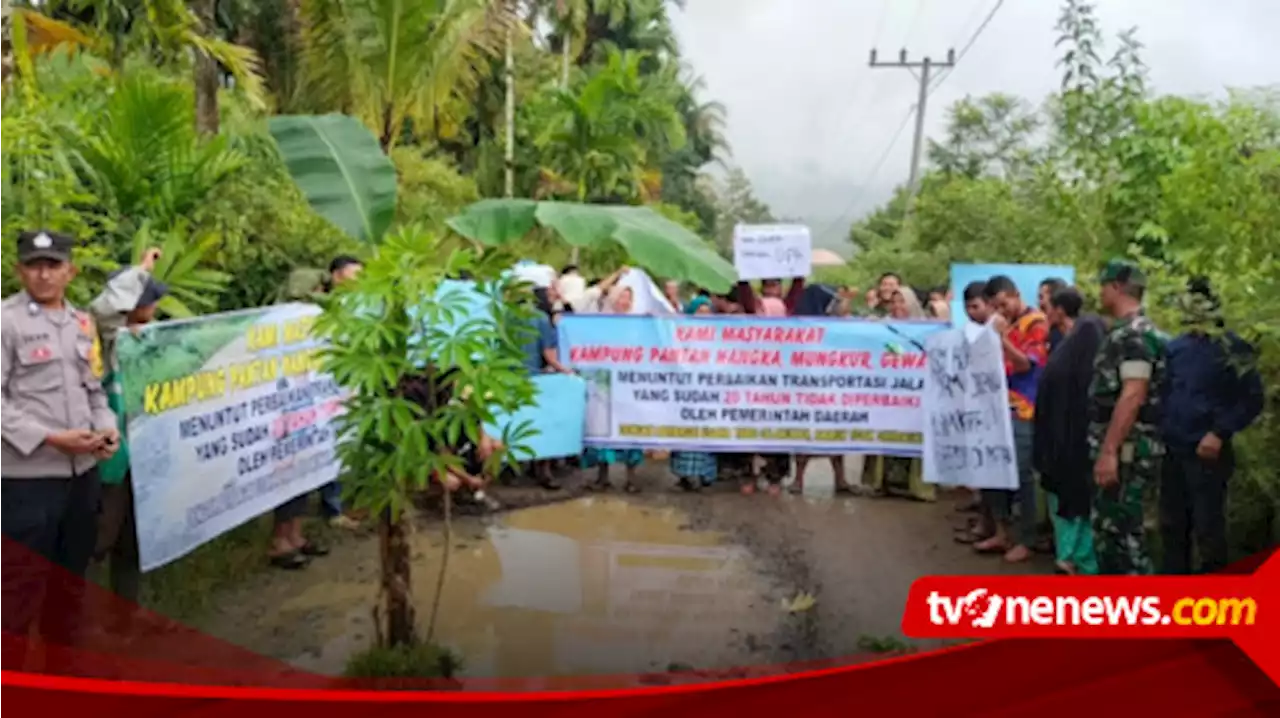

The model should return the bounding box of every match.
[2,229,118,657]
[1087,259,1167,575]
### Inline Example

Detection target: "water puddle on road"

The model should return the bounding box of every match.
[282,497,779,680]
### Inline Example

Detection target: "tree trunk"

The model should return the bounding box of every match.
[193,0,219,135]
[502,2,515,198]
[378,508,416,647]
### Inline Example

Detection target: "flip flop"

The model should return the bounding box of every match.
[787,483,804,495]
[269,552,309,570]
[585,481,612,493]
[834,484,856,495]
[624,483,642,494]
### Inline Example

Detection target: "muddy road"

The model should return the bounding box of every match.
[189,459,1048,683]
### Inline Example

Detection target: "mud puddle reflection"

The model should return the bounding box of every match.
[281,497,780,680]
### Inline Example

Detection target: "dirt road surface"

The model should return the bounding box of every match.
[188,458,1049,684]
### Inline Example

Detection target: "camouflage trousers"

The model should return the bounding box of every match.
[1091,459,1158,575]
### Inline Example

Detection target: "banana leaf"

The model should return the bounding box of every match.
[446,199,738,293]
[268,114,398,243]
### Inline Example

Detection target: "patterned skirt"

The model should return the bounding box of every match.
[670,452,718,484]
[582,447,645,468]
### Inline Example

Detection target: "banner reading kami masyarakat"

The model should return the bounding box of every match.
[558,314,948,455]
[116,303,344,571]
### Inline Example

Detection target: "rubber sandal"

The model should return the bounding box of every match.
[299,541,330,557]
[624,483,642,494]
[953,531,981,545]
[269,552,309,570]
[539,478,563,490]
[585,481,611,492]
[788,483,804,495]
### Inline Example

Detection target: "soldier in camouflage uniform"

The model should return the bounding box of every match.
[1087,259,1168,575]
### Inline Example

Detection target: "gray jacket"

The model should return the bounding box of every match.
[90,265,152,377]
[1,292,117,478]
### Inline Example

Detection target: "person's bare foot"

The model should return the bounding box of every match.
[766,483,782,497]
[740,482,756,495]
[973,536,1010,554]
[1003,544,1032,563]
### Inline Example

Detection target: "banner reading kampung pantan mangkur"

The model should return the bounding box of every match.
[116,303,345,571]
[557,314,947,455]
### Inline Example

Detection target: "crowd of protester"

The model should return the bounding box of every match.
[512,260,1266,577]
[950,265,1264,575]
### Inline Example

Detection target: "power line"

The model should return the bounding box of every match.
[813,103,918,241]
[928,0,1005,94]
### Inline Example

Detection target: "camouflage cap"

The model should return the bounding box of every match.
[1097,258,1146,286]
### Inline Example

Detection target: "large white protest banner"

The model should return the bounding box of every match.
[732,224,812,281]
[921,325,1019,490]
[117,303,345,570]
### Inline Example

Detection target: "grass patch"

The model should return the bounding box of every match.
[344,642,463,680]
[138,516,275,620]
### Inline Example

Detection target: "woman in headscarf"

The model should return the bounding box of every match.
[1033,286,1104,575]
[865,286,935,501]
[669,296,718,491]
[581,282,646,492]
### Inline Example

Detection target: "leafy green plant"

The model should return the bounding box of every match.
[344,642,463,686]
[313,225,538,648]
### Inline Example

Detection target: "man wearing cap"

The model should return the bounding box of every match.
[2,230,119,657]
[88,247,167,607]
[1159,278,1264,574]
[1087,259,1168,575]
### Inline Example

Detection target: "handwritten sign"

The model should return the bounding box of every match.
[921,325,1018,490]
[732,224,812,281]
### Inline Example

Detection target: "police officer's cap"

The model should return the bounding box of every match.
[16,230,74,264]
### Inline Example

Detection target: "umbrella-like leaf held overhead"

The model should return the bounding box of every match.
[447,199,739,294]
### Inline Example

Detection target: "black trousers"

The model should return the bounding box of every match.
[2,469,102,655]
[95,474,141,604]
[1159,445,1233,575]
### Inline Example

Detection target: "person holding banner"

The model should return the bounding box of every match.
[975,276,1049,563]
[669,295,718,491]
[865,287,934,501]
[89,247,168,605]
[582,283,646,493]
[737,276,806,496]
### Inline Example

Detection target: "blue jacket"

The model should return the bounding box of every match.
[1160,331,1264,451]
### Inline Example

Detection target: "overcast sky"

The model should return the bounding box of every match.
[671,0,1279,248]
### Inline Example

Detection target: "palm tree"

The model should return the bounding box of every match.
[297,0,518,150]
[8,1,265,132]
[535,47,684,205]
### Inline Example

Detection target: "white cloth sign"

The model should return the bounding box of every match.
[618,268,677,315]
[921,325,1019,490]
[732,224,812,281]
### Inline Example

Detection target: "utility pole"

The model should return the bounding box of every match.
[868,48,955,212]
